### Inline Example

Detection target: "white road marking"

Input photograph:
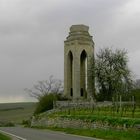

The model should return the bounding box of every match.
[0,129,27,140]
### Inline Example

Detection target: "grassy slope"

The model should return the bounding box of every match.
[0,102,36,123]
[0,133,11,140]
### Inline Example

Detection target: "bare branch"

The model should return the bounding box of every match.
[24,75,63,100]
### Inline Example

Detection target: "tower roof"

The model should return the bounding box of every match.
[70,24,89,32]
[65,24,93,42]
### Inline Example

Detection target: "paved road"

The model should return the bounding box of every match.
[0,127,99,140]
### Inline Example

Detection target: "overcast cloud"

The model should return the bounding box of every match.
[0,0,140,103]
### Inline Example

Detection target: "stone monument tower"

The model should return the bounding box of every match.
[64,24,95,100]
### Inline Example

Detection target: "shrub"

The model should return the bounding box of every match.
[34,94,56,115]
[131,89,140,104]
[22,119,31,127]
[0,121,15,127]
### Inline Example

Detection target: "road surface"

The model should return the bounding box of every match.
[0,127,100,140]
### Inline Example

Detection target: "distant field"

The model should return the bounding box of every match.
[0,102,36,124]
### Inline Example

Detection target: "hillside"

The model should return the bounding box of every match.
[0,102,36,124]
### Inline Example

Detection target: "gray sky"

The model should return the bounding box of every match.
[0,0,140,103]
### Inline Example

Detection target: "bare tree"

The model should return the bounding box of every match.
[25,75,63,99]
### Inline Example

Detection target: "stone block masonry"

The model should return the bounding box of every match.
[64,25,95,100]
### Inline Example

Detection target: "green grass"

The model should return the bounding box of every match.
[0,133,11,140]
[0,102,36,124]
[33,126,140,140]
[45,105,140,122]
[59,114,140,127]
[50,107,140,118]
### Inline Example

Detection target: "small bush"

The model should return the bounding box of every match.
[22,119,31,127]
[131,89,140,104]
[0,121,15,127]
[34,94,56,115]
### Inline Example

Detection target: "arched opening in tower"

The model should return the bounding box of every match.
[67,51,73,97]
[80,50,87,98]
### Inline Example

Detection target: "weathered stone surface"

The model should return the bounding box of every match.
[32,116,136,130]
[64,24,95,100]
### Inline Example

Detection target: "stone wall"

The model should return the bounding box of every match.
[54,101,112,109]
[31,116,130,130]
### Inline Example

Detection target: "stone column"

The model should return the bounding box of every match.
[73,46,80,99]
